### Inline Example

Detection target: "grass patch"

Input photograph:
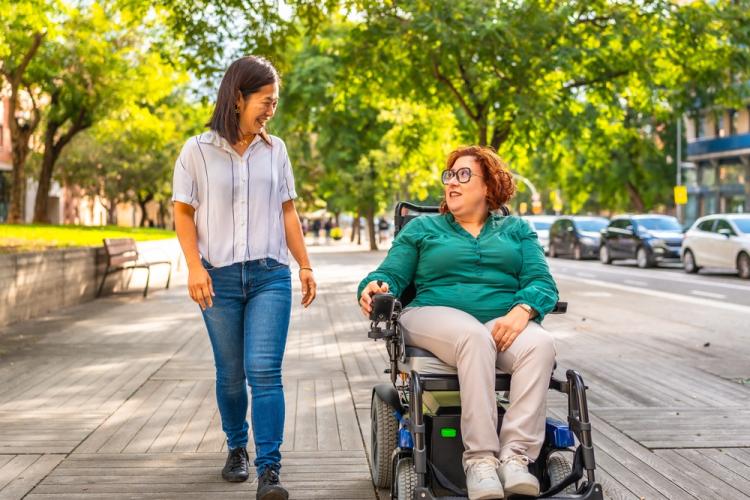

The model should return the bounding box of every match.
[0,224,175,253]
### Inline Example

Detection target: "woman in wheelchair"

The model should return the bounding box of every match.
[358,146,559,500]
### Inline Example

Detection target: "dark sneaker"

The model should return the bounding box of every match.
[256,466,289,500]
[221,447,249,482]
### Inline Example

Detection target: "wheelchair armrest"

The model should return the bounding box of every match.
[551,301,567,314]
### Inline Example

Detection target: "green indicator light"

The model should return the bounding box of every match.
[441,428,457,438]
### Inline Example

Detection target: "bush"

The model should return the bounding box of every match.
[330,227,343,240]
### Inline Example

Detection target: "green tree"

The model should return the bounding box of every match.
[0,0,56,223]
[350,0,750,212]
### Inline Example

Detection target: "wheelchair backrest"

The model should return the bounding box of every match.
[391,201,510,306]
[393,201,510,236]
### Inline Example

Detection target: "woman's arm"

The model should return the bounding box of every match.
[356,218,421,302]
[174,201,214,310]
[282,200,316,307]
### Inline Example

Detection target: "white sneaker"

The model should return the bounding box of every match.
[465,456,504,500]
[498,455,540,496]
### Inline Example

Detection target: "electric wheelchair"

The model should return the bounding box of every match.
[367,202,604,500]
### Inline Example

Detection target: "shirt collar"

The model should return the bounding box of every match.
[198,130,271,152]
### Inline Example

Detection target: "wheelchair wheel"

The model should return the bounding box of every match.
[394,457,416,500]
[547,453,576,494]
[371,391,398,488]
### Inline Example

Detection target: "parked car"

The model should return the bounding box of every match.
[522,215,558,255]
[681,214,750,279]
[549,216,610,260]
[599,214,684,268]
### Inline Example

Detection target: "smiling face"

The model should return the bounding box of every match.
[443,155,488,219]
[237,82,279,137]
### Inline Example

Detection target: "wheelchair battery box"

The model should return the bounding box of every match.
[423,392,506,494]
[425,413,468,492]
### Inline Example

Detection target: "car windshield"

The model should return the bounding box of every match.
[637,217,682,231]
[733,218,750,234]
[530,221,552,230]
[575,219,608,232]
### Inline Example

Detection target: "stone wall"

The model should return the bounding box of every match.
[0,238,182,328]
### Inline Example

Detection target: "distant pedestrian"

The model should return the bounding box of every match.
[172,55,316,500]
[312,219,321,244]
[378,217,390,244]
[324,218,333,243]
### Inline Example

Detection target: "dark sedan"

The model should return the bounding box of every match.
[599,215,684,268]
[549,216,609,260]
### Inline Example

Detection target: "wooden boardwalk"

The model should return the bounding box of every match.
[0,246,749,499]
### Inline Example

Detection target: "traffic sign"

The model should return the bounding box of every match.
[674,185,688,205]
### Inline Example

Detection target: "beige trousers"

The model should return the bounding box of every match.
[399,306,556,465]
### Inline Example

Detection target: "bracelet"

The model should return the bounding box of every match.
[299,267,313,273]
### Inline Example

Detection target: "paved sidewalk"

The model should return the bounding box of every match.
[0,244,749,499]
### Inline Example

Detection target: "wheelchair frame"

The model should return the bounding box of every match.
[367,202,604,500]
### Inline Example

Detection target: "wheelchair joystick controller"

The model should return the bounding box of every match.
[368,281,400,340]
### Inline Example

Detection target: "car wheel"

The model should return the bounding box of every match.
[738,252,750,280]
[636,247,654,268]
[549,244,557,258]
[683,249,699,274]
[599,245,611,264]
[573,243,582,261]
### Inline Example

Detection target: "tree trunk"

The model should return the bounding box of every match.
[33,101,90,223]
[33,134,57,223]
[478,120,488,147]
[4,32,45,224]
[625,181,646,213]
[365,205,377,251]
[137,193,153,227]
[351,212,360,243]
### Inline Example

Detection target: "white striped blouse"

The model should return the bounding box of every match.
[172,130,298,267]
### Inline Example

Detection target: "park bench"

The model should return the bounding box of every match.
[97,238,172,298]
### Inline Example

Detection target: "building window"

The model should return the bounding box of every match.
[728,109,738,136]
[715,112,725,137]
[694,114,705,138]
[719,163,746,184]
[700,163,716,186]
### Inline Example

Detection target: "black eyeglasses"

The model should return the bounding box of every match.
[441,167,484,185]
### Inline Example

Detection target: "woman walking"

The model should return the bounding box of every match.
[172,56,316,500]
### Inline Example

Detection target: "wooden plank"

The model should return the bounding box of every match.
[333,378,365,451]
[0,454,64,500]
[124,380,193,453]
[197,408,225,453]
[654,449,747,500]
[280,378,297,452]
[0,455,39,491]
[150,380,212,453]
[74,380,162,454]
[315,379,340,451]
[175,385,217,453]
[293,379,317,451]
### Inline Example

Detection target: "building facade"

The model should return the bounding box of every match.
[684,105,750,225]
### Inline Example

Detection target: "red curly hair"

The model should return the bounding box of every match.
[439,145,516,214]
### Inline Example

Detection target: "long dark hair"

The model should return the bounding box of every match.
[208,56,279,145]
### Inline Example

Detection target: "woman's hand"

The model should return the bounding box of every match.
[359,280,389,317]
[188,264,214,310]
[491,306,532,352]
[299,268,317,307]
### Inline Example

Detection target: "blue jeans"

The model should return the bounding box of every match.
[200,257,292,475]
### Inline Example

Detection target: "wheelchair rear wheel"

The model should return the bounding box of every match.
[371,391,398,488]
[394,457,416,500]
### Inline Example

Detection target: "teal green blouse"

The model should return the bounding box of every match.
[357,213,559,323]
